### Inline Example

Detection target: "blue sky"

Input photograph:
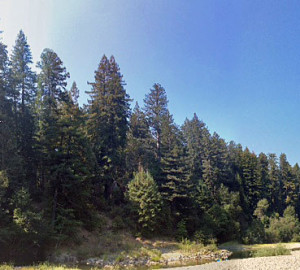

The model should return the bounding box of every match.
[1,0,300,165]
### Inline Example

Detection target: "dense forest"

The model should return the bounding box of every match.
[1,30,300,262]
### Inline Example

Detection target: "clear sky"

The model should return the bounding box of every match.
[1,0,300,165]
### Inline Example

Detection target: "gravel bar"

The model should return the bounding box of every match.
[165,250,300,270]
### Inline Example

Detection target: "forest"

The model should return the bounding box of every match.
[1,30,300,263]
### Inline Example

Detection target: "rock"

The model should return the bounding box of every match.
[49,253,78,264]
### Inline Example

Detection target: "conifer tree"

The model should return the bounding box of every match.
[240,148,260,214]
[182,114,210,184]
[143,83,168,161]
[128,170,162,235]
[257,153,270,201]
[279,153,298,208]
[54,84,96,231]
[86,55,131,200]
[0,36,22,187]
[10,30,36,187]
[11,30,36,111]
[268,154,282,214]
[36,48,71,230]
[126,102,156,174]
[160,112,192,217]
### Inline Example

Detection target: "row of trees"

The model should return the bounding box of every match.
[1,30,300,262]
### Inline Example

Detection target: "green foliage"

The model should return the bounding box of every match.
[111,216,126,232]
[86,55,131,201]
[193,230,210,245]
[254,198,269,222]
[176,220,188,240]
[177,238,217,253]
[3,29,300,266]
[243,219,266,244]
[204,204,237,242]
[128,171,162,235]
[266,206,300,243]
[251,244,290,257]
[126,102,155,174]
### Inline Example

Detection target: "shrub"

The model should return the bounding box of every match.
[251,245,290,257]
[176,220,188,241]
[243,219,265,244]
[111,216,125,232]
[266,207,300,243]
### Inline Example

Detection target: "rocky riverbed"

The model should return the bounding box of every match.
[80,249,231,268]
[166,250,300,270]
[50,248,231,268]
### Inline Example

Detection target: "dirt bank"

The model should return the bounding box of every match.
[166,250,300,270]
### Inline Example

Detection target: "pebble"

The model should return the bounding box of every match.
[166,250,300,270]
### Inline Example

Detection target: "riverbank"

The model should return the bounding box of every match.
[166,250,300,270]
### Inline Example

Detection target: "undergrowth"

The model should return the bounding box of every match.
[251,244,291,257]
[177,238,218,253]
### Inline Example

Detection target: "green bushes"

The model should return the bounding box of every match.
[243,219,266,244]
[244,203,300,244]
[266,207,300,243]
[251,245,290,257]
[176,220,188,241]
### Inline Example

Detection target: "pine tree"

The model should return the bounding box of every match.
[0,36,22,187]
[53,84,96,232]
[257,153,270,201]
[128,170,162,235]
[240,148,260,214]
[279,153,297,208]
[227,141,244,191]
[292,163,300,215]
[126,102,156,175]
[10,30,36,187]
[0,34,25,256]
[36,48,72,231]
[11,30,36,111]
[160,112,192,217]
[182,113,210,184]
[268,153,282,214]
[143,83,168,161]
[36,49,69,191]
[209,132,230,186]
[86,55,131,200]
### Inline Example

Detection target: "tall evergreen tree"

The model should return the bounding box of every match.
[279,153,297,208]
[86,55,131,200]
[53,84,96,232]
[240,148,260,214]
[36,48,71,230]
[268,153,282,214]
[160,112,192,218]
[143,83,168,161]
[10,30,36,187]
[11,30,36,111]
[257,153,270,201]
[0,36,22,187]
[182,113,210,184]
[126,102,156,175]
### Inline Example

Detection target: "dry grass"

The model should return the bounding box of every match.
[0,264,79,270]
[53,229,142,260]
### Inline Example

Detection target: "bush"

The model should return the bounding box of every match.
[243,219,265,244]
[111,216,126,232]
[266,207,300,243]
[193,230,215,245]
[251,245,290,257]
[176,220,188,241]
